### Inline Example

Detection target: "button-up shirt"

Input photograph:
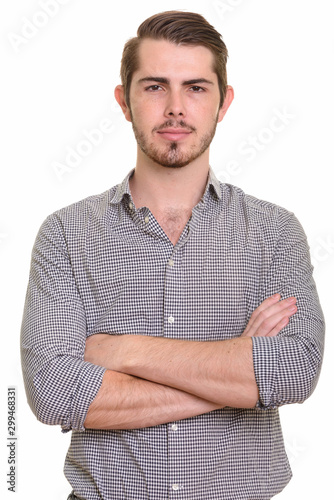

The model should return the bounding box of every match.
[21,169,325,499]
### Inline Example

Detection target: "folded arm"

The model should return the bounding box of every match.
[85,295,297,411]
[20,215,105,432]
[84,370,221,430]
[85,214,325,415]
[251,212,325,410]
[21,214,221,432]
[85,295,298,429]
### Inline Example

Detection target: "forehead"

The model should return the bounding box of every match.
[135,38,217,80]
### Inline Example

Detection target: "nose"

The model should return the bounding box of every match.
[164,89,186,118]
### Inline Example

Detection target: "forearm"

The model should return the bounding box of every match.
[84,296,298,411]
[118,336,259,408]
[86,335,258,408]
[84,369,222,430]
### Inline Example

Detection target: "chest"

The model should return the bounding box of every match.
[72,219,272,341]
[153,208,191,246]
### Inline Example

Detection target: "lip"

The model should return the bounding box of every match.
[157,129,192,141]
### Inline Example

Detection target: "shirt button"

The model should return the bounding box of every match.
[168,316,174,324]
[171,424,178,431]
[172,484,179,491]
[168,259,174,266]
[144,216,149,223]
[128,202,133,210]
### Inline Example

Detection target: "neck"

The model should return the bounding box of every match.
[129,149,210,213]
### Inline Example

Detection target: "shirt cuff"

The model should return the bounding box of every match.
[61,361,106,433]
[251,336,281,410]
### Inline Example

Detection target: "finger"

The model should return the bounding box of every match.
[250,298,297,334]
[264,316,290,338]
[243,294,281,336]
[252,306,297,337]
[243,296,297,337]
[247,297,297,330]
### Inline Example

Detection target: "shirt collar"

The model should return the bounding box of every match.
[109,169,134,205]
[109,167,222,206]
[204,168,222,201]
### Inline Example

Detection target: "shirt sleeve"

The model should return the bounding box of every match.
[20,214,106,432]
[252,210,325,410]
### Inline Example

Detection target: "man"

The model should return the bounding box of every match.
[21,10,324,500]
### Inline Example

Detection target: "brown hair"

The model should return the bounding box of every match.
[120,11,228,108]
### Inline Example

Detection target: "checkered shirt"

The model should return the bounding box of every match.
[21,169,325,500]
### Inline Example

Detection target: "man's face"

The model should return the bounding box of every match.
[124,39,227,169]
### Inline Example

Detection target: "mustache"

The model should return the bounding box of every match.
[153,120,196,133]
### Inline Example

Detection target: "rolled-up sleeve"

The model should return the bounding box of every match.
[252,210,325,410]
[21,214,106,432]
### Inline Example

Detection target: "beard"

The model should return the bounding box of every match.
[130,113,219,169]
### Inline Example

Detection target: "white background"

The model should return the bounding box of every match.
[1,0,333,498]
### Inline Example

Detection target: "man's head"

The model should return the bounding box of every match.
[120,11,229,110]
[115,11,233,170]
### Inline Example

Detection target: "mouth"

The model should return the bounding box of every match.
[156,128,192,141]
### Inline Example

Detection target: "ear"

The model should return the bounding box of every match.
[217,85,234,123]
[114,85,132,122]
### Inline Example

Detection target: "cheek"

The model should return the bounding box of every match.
[132,104,164,132]
[132,98,156,117]
[187,97,218,119]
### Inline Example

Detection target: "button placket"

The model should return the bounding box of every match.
[165,251,178,335]
[164,249,185,496]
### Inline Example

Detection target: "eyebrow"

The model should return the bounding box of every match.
[137,77,215,86]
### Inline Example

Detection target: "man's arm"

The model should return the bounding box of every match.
[85,295,297,410]
[21,214,106,432]
[21,214,220,432]
[84,370,222,430]
[251,211,325,410]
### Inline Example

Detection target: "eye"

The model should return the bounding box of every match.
[189,86,205,92]
[145,85,163,92]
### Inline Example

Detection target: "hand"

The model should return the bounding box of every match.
[241,294,297,338]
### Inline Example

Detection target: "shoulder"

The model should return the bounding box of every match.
[218,182,306,242]
[49,184,119,223]
[65,184,118,215]
[220,182,295,220]
[36,184,121,246]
